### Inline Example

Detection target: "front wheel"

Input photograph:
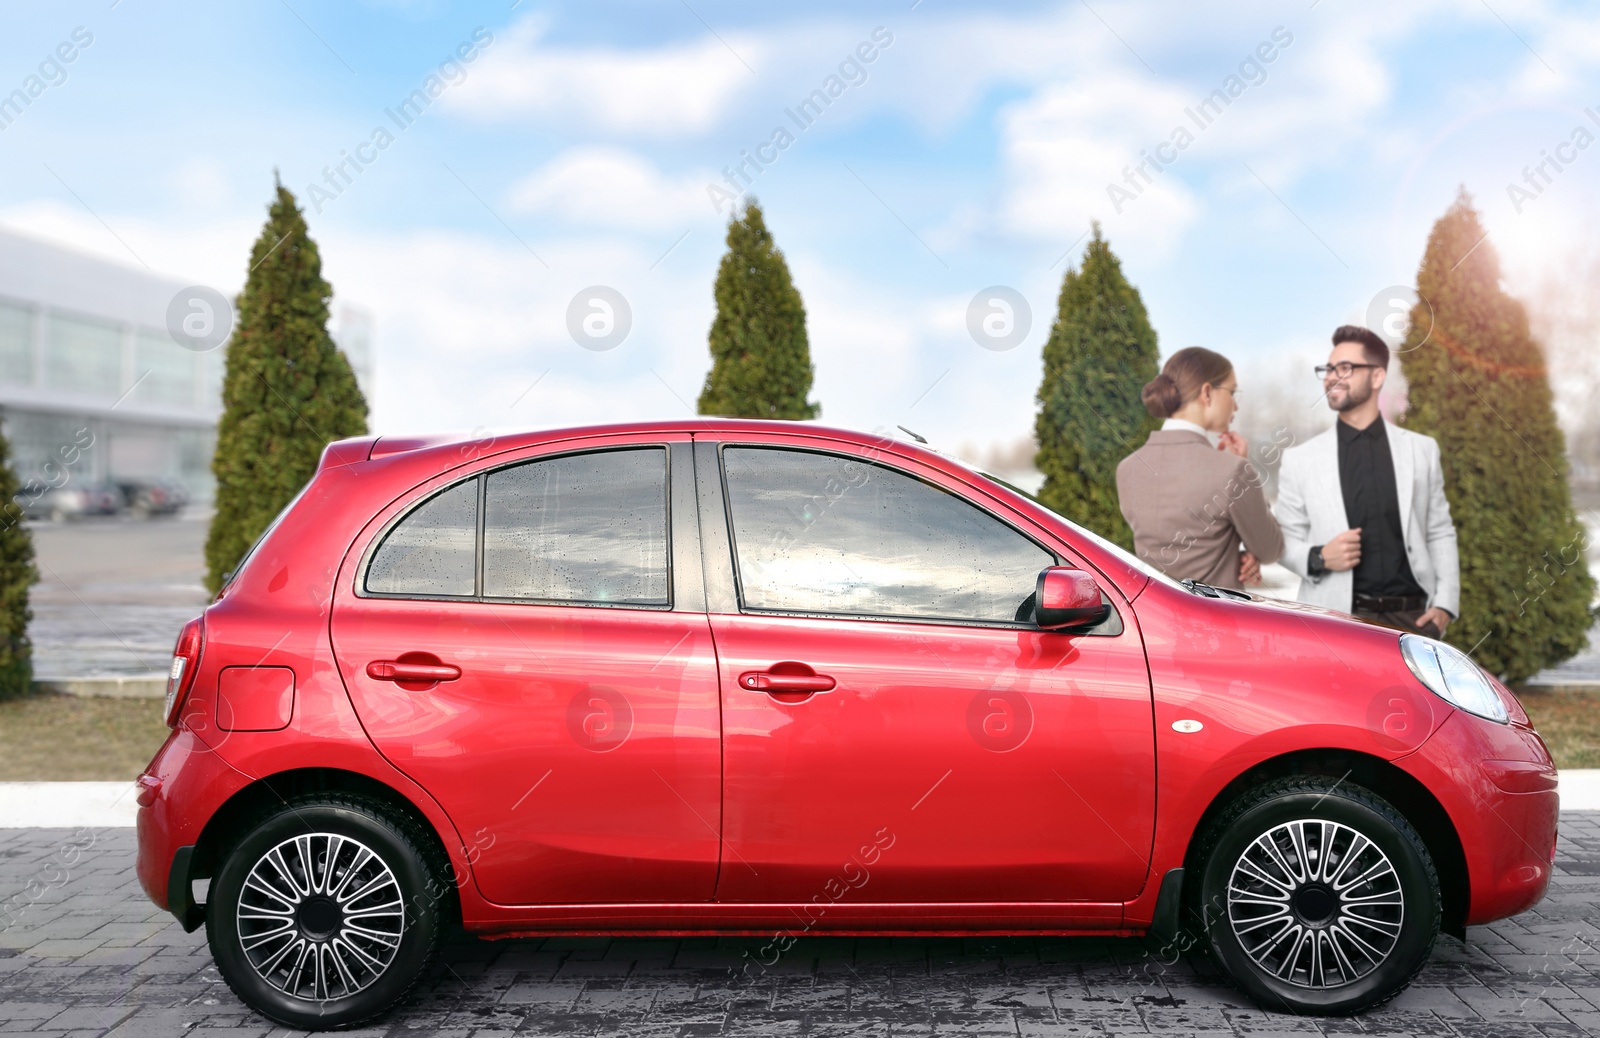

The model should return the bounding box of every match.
[206,794,451,1030]
[1195,777,1440,1014]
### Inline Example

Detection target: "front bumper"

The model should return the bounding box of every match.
[1402,710,1559,925]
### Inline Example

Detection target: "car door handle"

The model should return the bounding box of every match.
[737,664,836,700]
[367,659,462,683]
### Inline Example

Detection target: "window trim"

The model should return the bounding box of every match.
[356,444,675,610]
[715,442,1121,634]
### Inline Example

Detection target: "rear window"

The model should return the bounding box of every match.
[365,479,478,597]
[361,446,670,607]
[483,448,668,605]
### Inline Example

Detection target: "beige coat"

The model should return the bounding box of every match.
[1116,429,1284,589]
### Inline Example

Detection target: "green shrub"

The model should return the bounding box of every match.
[204,179,368,593]
[1034,226,1161,549]
[0,425,36,698]
[698,201,819,420]
[1399,191,1596,682]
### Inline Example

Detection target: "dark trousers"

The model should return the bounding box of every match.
[1353,606,1441,639]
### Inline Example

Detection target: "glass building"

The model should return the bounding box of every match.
[0,226,372,506]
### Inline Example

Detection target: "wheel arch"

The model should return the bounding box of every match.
[1180,748,1469,938]
[188,766,463,925]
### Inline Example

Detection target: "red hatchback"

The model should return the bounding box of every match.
[136,419,1558,1028]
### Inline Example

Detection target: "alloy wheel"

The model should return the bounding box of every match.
[1226,818,1404,989]
[236,833,406,1002]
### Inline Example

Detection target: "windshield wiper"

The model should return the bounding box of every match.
[1182,579,1255,601]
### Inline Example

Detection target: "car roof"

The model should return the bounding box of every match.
[350,419,940,466]
[330,417,1012,523]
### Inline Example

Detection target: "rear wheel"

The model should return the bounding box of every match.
[207,794,450,1030]
[1194,777,1440,1014]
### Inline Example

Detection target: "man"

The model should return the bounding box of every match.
[1273,325,1458,637]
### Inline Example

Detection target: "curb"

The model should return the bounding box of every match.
[31,675,167,699]
[0,782,140,827]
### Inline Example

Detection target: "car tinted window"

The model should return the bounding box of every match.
[723,447,1053,622]
[365,478,479,597]
[484,447,668,605]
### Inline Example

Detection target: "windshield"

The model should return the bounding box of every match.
[962,464,1187,592]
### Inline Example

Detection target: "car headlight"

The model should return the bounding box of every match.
[1398,633,1507,724]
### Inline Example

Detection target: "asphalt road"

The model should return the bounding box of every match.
[2,818,1598,1036]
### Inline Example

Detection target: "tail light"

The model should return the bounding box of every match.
[164,616,205,727]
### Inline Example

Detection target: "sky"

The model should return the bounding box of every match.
[2,0,1598,459]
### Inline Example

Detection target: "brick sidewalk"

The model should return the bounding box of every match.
[3,817,1599,1036]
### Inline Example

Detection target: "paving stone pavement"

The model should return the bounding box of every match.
[3,817,1599,1036]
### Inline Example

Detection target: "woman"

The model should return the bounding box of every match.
[1115,346,1282,590]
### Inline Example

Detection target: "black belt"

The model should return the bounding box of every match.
[1353,593,1427,613]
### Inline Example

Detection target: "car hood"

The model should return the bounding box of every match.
[1228,589,1408,636]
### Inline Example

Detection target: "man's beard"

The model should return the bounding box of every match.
[1329,379,1372,412]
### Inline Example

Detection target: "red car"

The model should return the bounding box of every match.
[136,419,1557,1028]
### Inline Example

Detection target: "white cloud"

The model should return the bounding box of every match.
[0,201,254,292]
[169,157,235,213]
[444,16,762,136]
[1500,0,1600,98]
[986,4,1436,261]
[506,147,716,230]
[998,72,1203,258]
[445,11,1071,141]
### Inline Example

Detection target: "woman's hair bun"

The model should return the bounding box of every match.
[1141,373,1181,418]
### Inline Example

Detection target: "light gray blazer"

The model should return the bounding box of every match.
[1273,420,1460,616]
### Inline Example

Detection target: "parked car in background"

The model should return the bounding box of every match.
[15,484,92,522]
[135,420,1558,1029]
[83,480,125,516]
[15,480,123,522]
[118,478,188,518]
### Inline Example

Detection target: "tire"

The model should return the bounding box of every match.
[1193,776,1440,1014]
[206,793,451,1030]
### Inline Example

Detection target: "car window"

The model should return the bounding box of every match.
[962,463,1182,594]
[365,478,479,597]
[722,446,1053,623]
[484,447,668,606]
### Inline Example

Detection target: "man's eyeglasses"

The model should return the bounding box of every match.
[1315,362,1381,379]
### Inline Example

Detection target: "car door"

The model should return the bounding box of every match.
[699,440,1155,905]
[330,438,722,905]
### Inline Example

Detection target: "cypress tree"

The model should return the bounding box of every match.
[0,425,37,698]
[1399,190,1595,682]
[697,201,819,419]
[1034,226,1161,549]
[204,179,368,593]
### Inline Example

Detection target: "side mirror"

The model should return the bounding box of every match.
[1034,566,1110,630]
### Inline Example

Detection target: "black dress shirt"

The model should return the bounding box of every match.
[1336,419,1424,599]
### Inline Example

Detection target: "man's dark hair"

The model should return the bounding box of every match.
[1331,324,1389,369]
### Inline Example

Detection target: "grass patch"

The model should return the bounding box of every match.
[1516,689,1600,770]
[0,693,169,781]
